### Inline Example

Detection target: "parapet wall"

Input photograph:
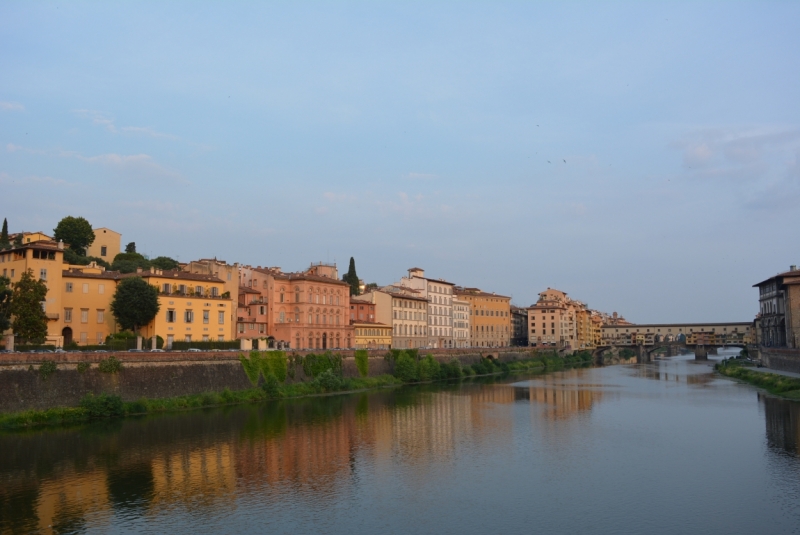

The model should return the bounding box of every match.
[0,348,537,413]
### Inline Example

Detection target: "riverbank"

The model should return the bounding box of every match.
[0,352,593,431]
[716,359,800,400]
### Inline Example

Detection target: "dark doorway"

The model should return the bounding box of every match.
[62,327,73,346]
[322,333,328,350]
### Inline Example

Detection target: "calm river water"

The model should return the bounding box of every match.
[2,351,800,534]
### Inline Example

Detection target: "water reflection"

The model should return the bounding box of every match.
[761,393,800,455]
[2,364,800,534]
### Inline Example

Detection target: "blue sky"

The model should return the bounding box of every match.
[2,1,799,322]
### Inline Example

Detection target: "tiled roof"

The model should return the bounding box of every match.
[753,269,800,287]
[138,269,224,283]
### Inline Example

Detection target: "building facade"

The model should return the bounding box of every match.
[86,227,121,261]
[455,287,511,348]
[510,306,528,346]
[184,258,240,340]
[754,266,800,348]
[360,286,429,349]
[453,298,471,348]
[399,268,454,348]
[527,288,575,349]
[351,321,392,349]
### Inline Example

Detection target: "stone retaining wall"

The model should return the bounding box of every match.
[760,347,800,374]
[0,349,538,413]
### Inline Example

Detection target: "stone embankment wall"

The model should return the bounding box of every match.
[759,347,800,374]
[0,348,537,412]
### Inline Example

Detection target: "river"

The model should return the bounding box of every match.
[2,351,800,534]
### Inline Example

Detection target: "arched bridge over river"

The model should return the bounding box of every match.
[596,322,753,363]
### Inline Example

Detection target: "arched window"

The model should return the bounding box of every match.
[279,311,285,323]
[308,312,313,324]
[295,287,301,303]
[294,307,300,322]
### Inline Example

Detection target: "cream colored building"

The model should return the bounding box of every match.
[398,267,455,348]
[184,258,240,340]
[360,286,429,349]
[453,298,471,348]
[86,227,121,261]
[527,288,576,349]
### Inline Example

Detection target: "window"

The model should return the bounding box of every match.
[80,332,88,343]
[81,283,89,294]
[219,335,225,341]
[163,283,172,293]
[196,286,204,296]
[185,310,194,323]
[97,310,104,323]
[238,323,244,333]
[203,335,210,342]
[218,311,225,324]
[166,309,176,323]
[101,246,107,256]
[97,332,104,343]
[81,309,89,323]
[185,335,191,342]
[280,292,285,303]
[98,284,104,295]
[64,308,72,322]
[66,282,73,293]
[40,268,47,280]
[203,310,209,324]
[211,287,219,297]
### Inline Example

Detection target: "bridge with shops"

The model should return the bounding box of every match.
[596,322,753,362]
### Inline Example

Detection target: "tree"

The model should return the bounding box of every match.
[110,277,160,333]
[53,216,95,256]
[0,218,9,250]
[125,242,136,253]
[0,276,11,332]
[63,247,111,269]
[13,234,22,247]
[342,257,360,296]
[150,256,179,270]
[111,252,151,273]
[10,270,48,344]
[364,282,378,292]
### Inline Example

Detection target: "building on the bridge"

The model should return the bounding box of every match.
[455,287,511,348]
[600,323,753,347]
[510,306,528,346]
[754,266,800,348]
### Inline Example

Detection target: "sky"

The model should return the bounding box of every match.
[1,1,799,323]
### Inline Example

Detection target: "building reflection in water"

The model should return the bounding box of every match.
[0,375,613,534]
[760,393,800,456]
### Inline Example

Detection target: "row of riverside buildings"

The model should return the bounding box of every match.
[1,227,631,352]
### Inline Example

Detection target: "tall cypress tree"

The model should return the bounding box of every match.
[343,257,360,296]
[0,218,9,250]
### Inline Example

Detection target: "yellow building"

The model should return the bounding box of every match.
[9,231,53,245]
[183,258,240,340]
[86,227,121,261]
[351,321,392,349]
[136,269,233,348]
[454,287,511,348]
[61,266,120,346]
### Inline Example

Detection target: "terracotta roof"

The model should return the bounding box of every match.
[350,320,390,326]
[239,286,261,294]
[454,287,510,299]
[753,269,800,287]
[376,287,429,302]
[273,271,350,286]
[138,269,224,283]
[62,269,124,280]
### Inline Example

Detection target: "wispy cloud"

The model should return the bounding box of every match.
[404,172,437,180]
[73,109,178,140]
[0,101,24,111]
[0,171,71,187]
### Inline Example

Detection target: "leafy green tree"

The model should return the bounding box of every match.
[111,252,151,273]
[0,218,9,250]
[13,234,22,247]
[53,216,95,256]
[150,256,179,270]
[342,257,360,296]
[125,242,136,253]
[10,269,48,344]
[0,276,12,332]
[62,247,111,269]
[110,277,160,333]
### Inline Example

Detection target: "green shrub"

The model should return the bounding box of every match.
[240,351,288,386]
[312,369,345,392]
[80,393,124,419]
[76,362,91,373]
[220,388,236,403]
[38,360,57,380]
[393,353,419,382]
[98,356,123,373]
[266,351,288,383]
[441,359,463,379]
[355,349,369,377]
[262,374,283,398]
[418,355,441,382]
[302,351,342,378]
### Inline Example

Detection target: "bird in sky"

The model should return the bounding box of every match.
[547,160,551,163]
[563,159,566,164]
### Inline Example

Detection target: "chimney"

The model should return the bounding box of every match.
[136,267,143,274]
[57,240,64,250]
[791,265,798,272]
